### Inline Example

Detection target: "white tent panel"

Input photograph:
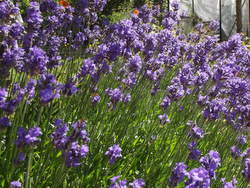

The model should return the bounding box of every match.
[170,0,250,38]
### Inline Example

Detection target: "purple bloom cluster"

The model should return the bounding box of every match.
[129,178,145,188]
[110,175,127,188]
[231,146,241,160]
[187,121,204,139]
[63,141,89,167]
[15,126,43,149]
[221,177,237,188]
[10,181,22,188]
[199,150,221,179]
[242,158,250,183]
[188,141,201,160]
[209,20,220,31]
[160,97,171,110]
[0,116,11,129]
[185,166,210,187]
[24,46,48,75]
[158,114,170,126]
[37,74,60,105]
[169,162,187,187]
[109,176,145,188]
[105,144,122,164]
[50,119,90,167]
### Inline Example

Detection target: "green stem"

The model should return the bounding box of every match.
[25,148,33,188]
[52,146,70,188]
[36,106,44,127]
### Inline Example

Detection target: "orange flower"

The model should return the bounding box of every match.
[60,0,69,8]
[133,9,139,15]
[93,93,99,96]
[235,71,240,77]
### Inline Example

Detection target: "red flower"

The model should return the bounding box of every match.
[60,0,69,8]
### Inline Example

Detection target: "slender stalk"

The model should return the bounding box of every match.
[36,106,44,127]
[25,147,33,188]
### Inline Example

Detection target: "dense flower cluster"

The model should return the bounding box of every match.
[169,162,187,187]
[242,158,250,183]
[15,126,43,149]
[0,0,249,186]
[105,144,122,164]
[50,119,90,167]
[109,176,145,188]
[199,150,221,180]
[10,181,22,188]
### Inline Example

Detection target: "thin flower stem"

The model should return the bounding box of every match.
[25,147,33,188]
[36,106,44,127]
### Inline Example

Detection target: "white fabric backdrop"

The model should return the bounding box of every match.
[169,0,249,38]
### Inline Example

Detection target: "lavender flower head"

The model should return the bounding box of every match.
[106,88,123,109]
[15,126,42,149]
[169,162,187,187]
[10,181,22,188]
[160,97,171,110]
[92,93,101,105]
[209,20,220,31]
[237,134,247,145]
[188,141,201,160]
[25,126,43,145]
[128,54,142,74]
[25,46,48,75]
[64,141,89,167]
[38,74,60,105]
[129,178,145,188]
[242,158,250,183]
[0,87,8,107]
[158,114,170,126]
[191,126,204,139]
[221,177,237,188]
[231,146,241,160]
[50,120,69,149]
[200,150,221,179]
[171,0,180,11]
[105,144,122,164]
[185,166,210,188]
[109,175,127,188]
[0,116,11,129]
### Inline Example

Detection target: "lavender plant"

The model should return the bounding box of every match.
[0,0,249,187]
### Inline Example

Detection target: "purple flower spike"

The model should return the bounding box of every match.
[171,0,180,11]
[160,97,171,110]
[109,175,127,188]
[64,141,89,167]
[105,144,122,164]
[185,166,210,188]
[25,46,48,75]
[238,134,247,145]
[200,150,221,180]
[0,116,11,129]
[158,114,170,126]
[169,162,187,187]
[129,178,145,188]
[192,126,204,139]
[92,94,101,105]
[231,146,241,160]
[15,126,42,149]
[10,181,22,188]
[221,177,237,188]
[188,141,201,160]
[242,158,250,183]
[209,20,220,31]
[25,126,43,145]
